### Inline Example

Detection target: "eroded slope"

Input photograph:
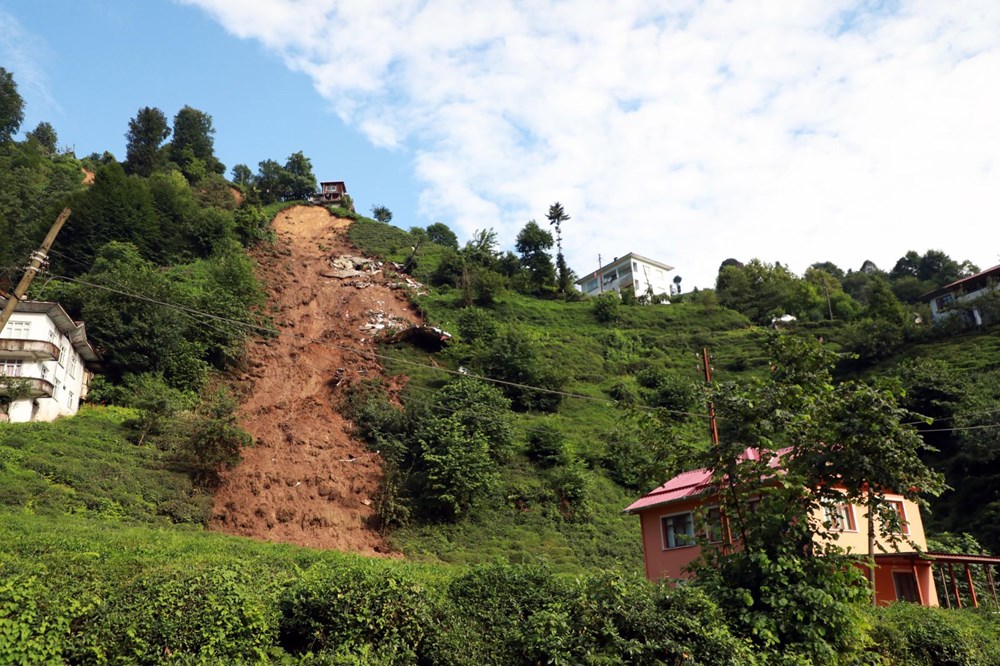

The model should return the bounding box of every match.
[211,206,420,553]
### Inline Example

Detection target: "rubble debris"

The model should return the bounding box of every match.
[384,325,453,352]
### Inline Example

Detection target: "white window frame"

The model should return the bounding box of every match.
[822,502,857,532]
[0,359,24,376]
[660,511,696,550]
[3,320,31,339]
[884,499,909,535]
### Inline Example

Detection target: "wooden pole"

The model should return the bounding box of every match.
[986,564,998,609]
[965,563,979,609]
[949,563,962,609]
[938,565,951,608]
[0,208,71,332]
[912,562,924,606]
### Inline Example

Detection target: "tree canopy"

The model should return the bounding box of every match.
[0,67,24,142]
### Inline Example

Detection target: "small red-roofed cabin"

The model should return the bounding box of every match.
[312,181,350,208]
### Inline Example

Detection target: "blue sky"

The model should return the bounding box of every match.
[1,0,418,237]
[3,1,1000,289]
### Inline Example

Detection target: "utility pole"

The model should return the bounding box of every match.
[0,207,71,332]
[597,254,603,293]
[702,346,736,548]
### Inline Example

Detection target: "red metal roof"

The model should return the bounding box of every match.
[623,447,789,514]
[921,263,1000,300]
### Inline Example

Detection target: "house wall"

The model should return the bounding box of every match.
[637,498,705,581]
[872,557,939,607]
[1,312,88,423]
[578,255,673,298]
[637,493,936,607]
[820,494,928,554]
[929,283,999,324]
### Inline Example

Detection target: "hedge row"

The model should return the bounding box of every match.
[2,558,998,665]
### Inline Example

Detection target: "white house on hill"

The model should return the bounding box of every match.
[575,253,674,298]
[923,263,1000,326]
[0,299,100,423]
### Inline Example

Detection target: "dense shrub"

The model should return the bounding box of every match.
[279,562,433,662]
[92,565,277,663]
[593,291,622,323]
[525,422,571,467]
[866,603,1000,666]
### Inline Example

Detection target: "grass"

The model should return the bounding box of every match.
[0,405,212,526]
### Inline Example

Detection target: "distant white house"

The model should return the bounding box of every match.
[923,263,1000,326]
[0,299,100,423]
[575,253,674,298]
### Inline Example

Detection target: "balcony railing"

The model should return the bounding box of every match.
[0,376,54,399]
[0,339,60,361]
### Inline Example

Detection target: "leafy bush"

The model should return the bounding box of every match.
[418,416,497,519]
[525,423,570,467]
[0,572,97,664]
[593,292,622,323]
[866,603,1000,666]
[92,565,277,663]
[279,562,433,662]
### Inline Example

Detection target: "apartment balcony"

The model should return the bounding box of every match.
[0,376,54,399]
[0,339,60,362]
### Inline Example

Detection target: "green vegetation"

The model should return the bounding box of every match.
[1,66,999,663]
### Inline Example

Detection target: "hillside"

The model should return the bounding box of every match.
[210,205,421,553]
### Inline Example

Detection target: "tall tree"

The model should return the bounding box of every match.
[546,202,571,293]
[169,106,224,181]
[425,222,458,249]
[124,107,171,177]
[370,205,393,223]
[25,121,57,153]
[230,163,253,188]
[254,159,284,204]
[514,220,555,293]
[281,151,317,201]
[0,67,24,142]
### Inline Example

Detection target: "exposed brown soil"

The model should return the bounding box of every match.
[81,168,95,185]
[210,205,421,554]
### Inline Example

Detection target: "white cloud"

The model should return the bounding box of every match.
[0,10,59,121]
[181,0,1000,287]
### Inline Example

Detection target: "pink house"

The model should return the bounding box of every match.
[621,451,972,607]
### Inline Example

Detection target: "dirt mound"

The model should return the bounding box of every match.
[210,205,421,554]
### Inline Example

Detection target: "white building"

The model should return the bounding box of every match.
[0,299,100,423]
[923,263,1000,326]
[575,253,675,298]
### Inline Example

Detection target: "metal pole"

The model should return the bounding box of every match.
[0,208,71,332]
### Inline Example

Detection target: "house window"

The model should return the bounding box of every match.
[585,279,598,292]
[67,390,74,408]
[935,294,955,310]
[661,512,695,549]
[68,353,78,379]
[0,359,23,376]
[633,261,639,272]
[705,507,725,543]
[885,500,909,535]
[823,503,857,532]
[602,271,617,287]
[2,320,30,339]
[58,343,67,367]
[892,571,920,603]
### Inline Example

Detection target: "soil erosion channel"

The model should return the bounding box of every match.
[211,205,420,554]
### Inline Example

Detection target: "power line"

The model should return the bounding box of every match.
[46,272,708,417]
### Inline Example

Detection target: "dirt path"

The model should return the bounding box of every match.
[210,205,421,554]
